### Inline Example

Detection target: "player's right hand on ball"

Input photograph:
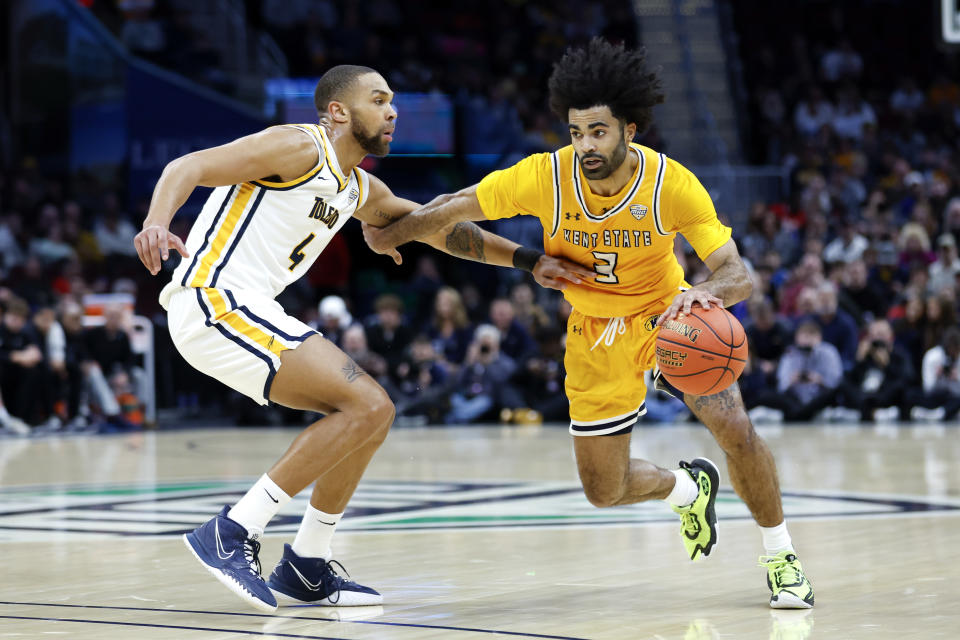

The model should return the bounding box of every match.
[135,224,190,275]
[532,256,596,290]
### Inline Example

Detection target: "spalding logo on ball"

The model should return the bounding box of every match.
[655,306,748,395]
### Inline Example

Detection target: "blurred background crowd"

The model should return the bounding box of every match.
[1,0,960,434]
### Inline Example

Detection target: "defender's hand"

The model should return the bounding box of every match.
[532,256,596,291]
[656,288,723,326]
[134,224,189,276]
[361,222,403,265]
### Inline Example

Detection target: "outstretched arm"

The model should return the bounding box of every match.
[363,184,487,252]
[355,177,594,290]
[135,126,319,275]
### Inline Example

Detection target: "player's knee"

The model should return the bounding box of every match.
[581,475,622,508]
[368,399,395,442]
[360,389,395,436]
[716,416,757,456]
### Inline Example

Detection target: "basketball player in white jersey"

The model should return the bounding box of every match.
[135,65,594,612]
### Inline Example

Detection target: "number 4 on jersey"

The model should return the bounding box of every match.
[289,233,316,271]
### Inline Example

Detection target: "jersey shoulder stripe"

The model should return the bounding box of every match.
[317,126,348,192]
[549,151,561,237]
[250,124,327,191]
[352,167,368,209]
[652,152,668,236]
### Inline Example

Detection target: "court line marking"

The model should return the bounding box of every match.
[0,602,589,640]
[0,615,347,639]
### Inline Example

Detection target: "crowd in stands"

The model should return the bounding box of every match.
[85,0,635,168]
[727,1,960,422]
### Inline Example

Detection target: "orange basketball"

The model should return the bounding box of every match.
[655,305,748,396]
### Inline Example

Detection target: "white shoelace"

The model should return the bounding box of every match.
[590,317,626,351]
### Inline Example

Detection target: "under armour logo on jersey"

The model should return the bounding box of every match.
[571,325,582,335]
[349,188,359,202]
[631,204,648,220]
[565,212,581,221]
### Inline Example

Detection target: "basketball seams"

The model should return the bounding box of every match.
[659,365,733,378]
[687,310,736,348]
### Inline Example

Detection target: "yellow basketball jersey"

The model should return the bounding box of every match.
[476,143,731,318]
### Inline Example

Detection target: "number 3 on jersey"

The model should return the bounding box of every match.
[289,233,316,271]
[592,251,619,284]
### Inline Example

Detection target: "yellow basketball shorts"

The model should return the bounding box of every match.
[565,308,663,436]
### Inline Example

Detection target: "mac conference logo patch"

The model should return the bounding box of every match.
[631,204,648,220]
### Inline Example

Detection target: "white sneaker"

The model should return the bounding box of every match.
[831,407,861,423]
[749,406,784,424]
[911,406,946,421]
[35,416,63,433]
[874,407,899,422]
[0,414,31,436]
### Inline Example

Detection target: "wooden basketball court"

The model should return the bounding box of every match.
[1,422,958,639]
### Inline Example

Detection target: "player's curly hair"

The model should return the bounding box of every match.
[548,38,664,133]
[314,65,377,114]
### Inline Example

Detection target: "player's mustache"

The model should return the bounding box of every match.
[580,153,605,163]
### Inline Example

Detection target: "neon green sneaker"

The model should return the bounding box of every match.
[760,551,815,609]
[670,458,720,561]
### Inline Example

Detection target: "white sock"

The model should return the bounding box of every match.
[291,504,343,559]
[664,468,699,507]
[760,521,794,554]
[227,473,291,539]
[0,406,9,421]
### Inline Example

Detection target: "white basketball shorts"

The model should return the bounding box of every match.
[162,285,318,405]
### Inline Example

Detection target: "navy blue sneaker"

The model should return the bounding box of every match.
[182,506,277,612]
[267,544,382,606]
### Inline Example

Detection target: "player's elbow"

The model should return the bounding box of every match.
[741,271,754,300]
[162,154,204,185]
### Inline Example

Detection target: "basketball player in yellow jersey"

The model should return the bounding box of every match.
[134,65,590,612]
[363,40,814,609]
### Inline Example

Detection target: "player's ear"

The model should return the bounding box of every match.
[329,101,349,124]
[624,121,637,141]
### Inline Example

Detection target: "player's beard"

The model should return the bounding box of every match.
[352,119,390,157]
[579,136,628,180]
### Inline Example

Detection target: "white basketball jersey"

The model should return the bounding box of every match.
[161,124,368,307]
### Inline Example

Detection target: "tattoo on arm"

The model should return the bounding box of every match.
[374,209,397,223]
[444,222,486,262]
[342,358,366,383]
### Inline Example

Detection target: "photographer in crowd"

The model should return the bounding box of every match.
[837,319,914,421]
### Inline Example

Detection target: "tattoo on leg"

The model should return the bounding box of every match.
[688,384,743,416]
[374,209,397,223]
[342,358,366,383]
[445,222,486,262]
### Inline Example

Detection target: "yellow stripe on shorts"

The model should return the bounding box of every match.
[203,289,287,357]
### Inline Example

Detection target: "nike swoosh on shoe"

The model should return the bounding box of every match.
[290,563,323,592]
[215,521,235,560]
